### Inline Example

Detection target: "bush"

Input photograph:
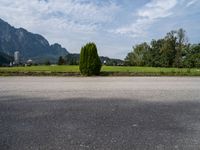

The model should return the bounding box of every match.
[57,56,65,65]
[45,60,51,66]
[79,43,102,76]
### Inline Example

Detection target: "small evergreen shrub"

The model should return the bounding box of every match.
[79,43,102,76]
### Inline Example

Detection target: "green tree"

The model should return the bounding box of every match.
[126,29,186,68]
[125,42,150,66]
[79,43,102,76]
[45,60,51,66]
[124,52,135,66]
[160,31,177,67]
[174,28,187,67]
[65,54,80,65]
[57,56,65,65]
[183,44,200,68]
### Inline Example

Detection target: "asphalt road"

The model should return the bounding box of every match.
[0,77,200,150]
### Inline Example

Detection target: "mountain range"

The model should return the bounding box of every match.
[0,18,69,64]
[0,18,124,66]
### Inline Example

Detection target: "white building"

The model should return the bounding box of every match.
[27,59,33,66]
[14,51,20,64]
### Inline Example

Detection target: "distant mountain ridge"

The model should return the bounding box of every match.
[0,18,69,63]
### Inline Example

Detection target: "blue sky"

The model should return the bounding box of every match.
[0,0,200,59]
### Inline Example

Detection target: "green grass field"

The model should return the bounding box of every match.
[0,65,200,76]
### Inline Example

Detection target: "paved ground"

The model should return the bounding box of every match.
[0,77,200,150]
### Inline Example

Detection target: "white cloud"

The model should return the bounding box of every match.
[0,0,199,58]
[0,0,120,54]
[114,0,177,37]
[186,0,198,7]
[0,0,119,32]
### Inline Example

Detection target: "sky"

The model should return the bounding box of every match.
[0,0,200,59]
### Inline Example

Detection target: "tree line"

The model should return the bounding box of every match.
[125,29,200,68]
[57,54,123,66]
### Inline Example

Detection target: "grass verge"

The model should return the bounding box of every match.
[0,65,200,76]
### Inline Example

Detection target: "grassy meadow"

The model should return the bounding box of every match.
[0,65,200,76]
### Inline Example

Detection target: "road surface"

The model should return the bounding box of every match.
[0,77,200,150]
